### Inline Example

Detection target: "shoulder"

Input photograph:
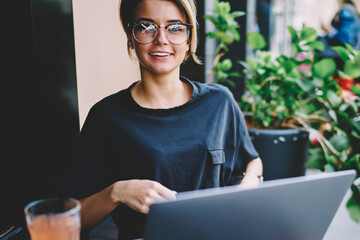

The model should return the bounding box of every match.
[88,87,131,117]
[190,79,235,101]
[186,78,241,114]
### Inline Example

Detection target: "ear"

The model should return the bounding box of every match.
[126,30,134,49]
[128,40,134,49]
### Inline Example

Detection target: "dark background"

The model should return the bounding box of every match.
[1,0,79,228]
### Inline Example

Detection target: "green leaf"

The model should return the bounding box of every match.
[231,11,245,18]
[324,163,335,172]
[300,26,318,41]
[294,58,312,65]
[222,79,236,88]
[306,147,325,169]
[214,31,233,45]
[351,130,360,139]
[229,28,241,41]
[312,58,336,79]
[227,72,242,78]
[246,32,267,50]
[345,43,355,52]
[331,46,350,62]
[351,84,360,96]
[219,1,231,15]
[288,26,298,43]
[206,32,217,39]
[352,118,360,132]
[221,59,233,71]
[327,90,342,107]
[245,56,257,71]
[346,186,360,223]
[343,97,358,113]
[329,134,350,152]
[218,15,228,31]
[305,41,325,51]
[345,154,360,169]
[295,78,313,92]
[344,57,360,78]
[203,15,219,26]
[312,77,324,88]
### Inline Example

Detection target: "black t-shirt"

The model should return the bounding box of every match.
[64,77,258,239]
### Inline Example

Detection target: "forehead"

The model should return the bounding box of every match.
[133,0,187,23]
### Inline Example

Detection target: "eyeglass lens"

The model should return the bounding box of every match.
[132,22,190,44]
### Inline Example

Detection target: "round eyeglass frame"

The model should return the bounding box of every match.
[131,22,192,45]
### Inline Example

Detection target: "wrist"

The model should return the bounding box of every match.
[243,169,263,183]
[110,181,126,205]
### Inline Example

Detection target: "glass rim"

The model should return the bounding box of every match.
[132,22,191,45]
[24,197,81,218]
[131,21,193,30]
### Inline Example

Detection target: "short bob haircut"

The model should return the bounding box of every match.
[119,0,201,64]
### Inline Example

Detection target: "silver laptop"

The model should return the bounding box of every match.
[144,170,355,240]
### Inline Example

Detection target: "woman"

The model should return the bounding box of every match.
[65,0,262,239]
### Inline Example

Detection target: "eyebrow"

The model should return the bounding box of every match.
[135,18,184,24]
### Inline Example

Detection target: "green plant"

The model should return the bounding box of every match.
[205,0,360,223]
[306,43,360,223]
[241,25,360,222]
[203,0,244,86]
[241,26,335,130]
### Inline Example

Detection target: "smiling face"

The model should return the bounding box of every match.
[130,0,190,78]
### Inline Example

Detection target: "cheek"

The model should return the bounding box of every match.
[133,43,147,57]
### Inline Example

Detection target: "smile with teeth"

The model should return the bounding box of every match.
[150,52,172,56]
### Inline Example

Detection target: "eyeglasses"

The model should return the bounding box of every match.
[132,21,192,45]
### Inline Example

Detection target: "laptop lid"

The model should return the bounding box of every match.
[144,170,356,240]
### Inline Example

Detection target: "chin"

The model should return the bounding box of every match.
[143,63,179,75]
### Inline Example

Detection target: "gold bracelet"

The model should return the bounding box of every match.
[243,169,264,183]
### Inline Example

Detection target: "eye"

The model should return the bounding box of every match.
[137,22,156,33]
[167,24,185,32]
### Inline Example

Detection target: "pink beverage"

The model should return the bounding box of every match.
[25,198,81,240]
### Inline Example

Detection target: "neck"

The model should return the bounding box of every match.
[140,67,181,91]
[132,70,191,109]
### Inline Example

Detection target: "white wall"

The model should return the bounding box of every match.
[72,0,140,128]
[293,0,360,35]
[293,0,339,35]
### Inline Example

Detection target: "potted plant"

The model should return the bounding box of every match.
[305,43,360,223]
[204,1,328,181]
[242,28,360,222]
[239,25,339,181]
[205,0,360,222]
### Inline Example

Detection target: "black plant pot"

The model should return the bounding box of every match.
[248,129,309,181]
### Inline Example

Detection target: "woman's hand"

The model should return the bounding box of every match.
[111,179,177,214]
[239,157,263,188]
[240,172,261,188]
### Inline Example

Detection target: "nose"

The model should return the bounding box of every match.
[153,26,169,45]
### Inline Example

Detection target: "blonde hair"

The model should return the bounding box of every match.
[119,0,201,64]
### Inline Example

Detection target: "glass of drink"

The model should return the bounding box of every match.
[24,198,81,240]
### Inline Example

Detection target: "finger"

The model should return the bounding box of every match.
[131,200,150,214]
[138,204,150,214]
[145,189,167,205]
[152,182,177,199]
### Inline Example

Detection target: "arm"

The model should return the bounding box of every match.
[240,157,263,187]
[79,179,177,230]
